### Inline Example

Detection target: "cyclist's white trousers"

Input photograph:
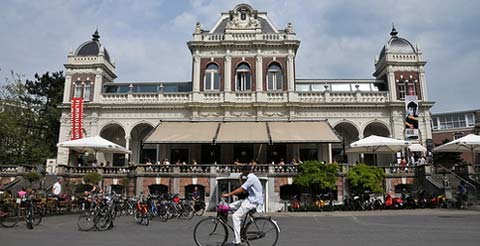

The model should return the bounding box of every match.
[232,199,257,244]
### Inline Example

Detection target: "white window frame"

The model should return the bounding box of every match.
[267,64,283,91]
[236,64,251,91]
[74,83,83,98]
[83,82,91,101]
[204,64,220,91]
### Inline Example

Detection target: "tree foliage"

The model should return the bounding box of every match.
[294,161,339,192]
[83,172,102,185]
[0,70,64,165]
[22,171,41,184]
[347,164,384,194]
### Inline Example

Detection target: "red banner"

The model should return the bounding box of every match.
[71,97,84,140]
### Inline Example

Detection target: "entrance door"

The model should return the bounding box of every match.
[233,144,254,163]
[171,148,189,164]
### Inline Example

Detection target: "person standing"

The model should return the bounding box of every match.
[52,178,62,196]
[222,165,263,246]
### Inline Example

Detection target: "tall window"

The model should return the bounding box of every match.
[267,64,283,91]
[74,83,83,98]
[83,83,91,101]
[236,63,251,91]
[204,63,220,91]
[73,81,92,101]
[398,80,406,99]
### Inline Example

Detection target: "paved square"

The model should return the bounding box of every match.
[1,209,480,246]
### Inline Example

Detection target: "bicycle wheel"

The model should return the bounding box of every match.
[77,212,95,231]
[134,209,143,224]
[194,203,205,216]
[193,217,228,246]
[244,217,279,246]
[0,203,19,228]
[181,204,194,220]
[33,206,43,226]
[95,210,112,231]
[25,205,34,230]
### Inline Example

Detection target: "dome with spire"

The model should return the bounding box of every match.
[74,29,111,62]
[379,25,416,57]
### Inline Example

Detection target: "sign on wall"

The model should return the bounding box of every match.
[71,97,84,140]
[404,95,419,140]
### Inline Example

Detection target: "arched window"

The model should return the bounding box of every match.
[236,63,251,91]
[267,63,283,90]
[74,82,83,98]
[204,63,220,91]
[73,80,92,101]
[83,82,91,101]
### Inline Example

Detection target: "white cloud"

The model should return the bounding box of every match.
[1,0,479,112]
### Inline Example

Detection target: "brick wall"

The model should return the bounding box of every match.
[394,71,422,100]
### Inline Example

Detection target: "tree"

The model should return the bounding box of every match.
[346,164,384,194]
[83,172,102,185]
[0,70,64,165]
[294,161,339,199]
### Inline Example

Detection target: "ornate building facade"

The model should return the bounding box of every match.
[52,4,435,211]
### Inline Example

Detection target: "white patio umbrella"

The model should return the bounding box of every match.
[433,134,480,163]
[57,136,131,156]
[408,143,427,153]
[346,135,410,165]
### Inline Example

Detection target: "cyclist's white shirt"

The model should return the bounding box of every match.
[53,182,61,195]
[241,173,263,205]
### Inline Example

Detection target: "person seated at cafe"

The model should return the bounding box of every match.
[278,158,285,166]
[233,159,243,166]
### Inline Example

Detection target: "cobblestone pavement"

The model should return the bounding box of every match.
[1,209,480,246]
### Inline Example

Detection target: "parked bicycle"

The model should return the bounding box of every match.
[77,194,115,231]
[193,199,280,246]
[0,199,19,228]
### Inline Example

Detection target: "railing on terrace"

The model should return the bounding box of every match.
[56,165,135,175]
[98,91,388,104]
[1,163,433,177]
[199,33,289,42]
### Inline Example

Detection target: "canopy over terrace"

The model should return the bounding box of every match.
[142,121,341,164]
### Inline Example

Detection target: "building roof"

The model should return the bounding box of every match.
[379,25,416,57]
[74,29,111,62]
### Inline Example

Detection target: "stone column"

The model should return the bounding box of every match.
[387,66,397,102]
[125,136,130,166]
[193,53,201,92]
[93,72,103,103]
[419,67,428,101]
[256,54,263,91]
[286,51,295,91]
[224,53,232,92]
[63,75,72,103]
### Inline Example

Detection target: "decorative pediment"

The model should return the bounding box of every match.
[226,4,261,31]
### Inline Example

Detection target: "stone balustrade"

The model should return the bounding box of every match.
[199,33,289,42]
[99,91,388,105]
[1,163,431,178]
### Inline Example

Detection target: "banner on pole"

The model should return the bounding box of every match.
[404,95,419,140]
[71,97,84,140]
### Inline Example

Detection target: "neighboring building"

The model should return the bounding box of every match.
[51,4,435,211]
[431,109,480,164]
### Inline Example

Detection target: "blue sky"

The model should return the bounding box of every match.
[1,0,479,112]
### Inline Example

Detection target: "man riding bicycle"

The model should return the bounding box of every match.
[222,165,263,246]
